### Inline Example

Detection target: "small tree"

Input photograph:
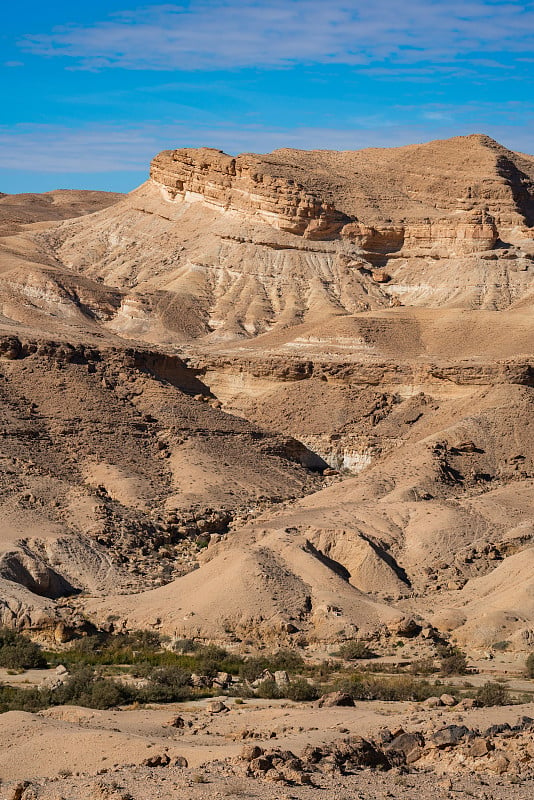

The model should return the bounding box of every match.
[336,640,376,660]
[476,681,509,707]
[285,679,318,702]
[438,645,468,676]
[255,679,280,700]
[0,628,47,669]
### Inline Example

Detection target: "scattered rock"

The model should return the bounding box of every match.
[167,715,185,728]
[207,700,229,714]
[142,754,170,768]
[384,731,425,764]
[9,782,31,800]
[439,693,456,707]
[317,691,355,708]
[431,725,470,748]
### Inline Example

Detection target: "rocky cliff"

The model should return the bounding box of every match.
[150,135,534,254]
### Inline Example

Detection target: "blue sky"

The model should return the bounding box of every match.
[1,0,533,192]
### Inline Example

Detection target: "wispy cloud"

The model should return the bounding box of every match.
[19,1,534,71]
[1,115,532,179]
[0,124,160,173]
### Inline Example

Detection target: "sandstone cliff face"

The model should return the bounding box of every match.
[150,136,534,255]
[151,147,350,239]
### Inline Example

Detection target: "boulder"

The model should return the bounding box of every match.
[212,671,231,687]
[455,697,477,710]
[333,736,389,769]
[468,738,493,758]
[483,722,511,737]
[487,753,510,774]
[250,756,272,773]
[191,673,209,687]
[241,745,264,761]
[384,732,425,764]
[439,693,456,706]
[274,670,290,687]
[9,782,31,800]
[423,696,442,708]
[301,745,325,764]
[143,753,170,767]
[207,700,229,714]
[431,725,470,748]
[372,269,391,283]
[317,691,355,708]
[395,618,422,638]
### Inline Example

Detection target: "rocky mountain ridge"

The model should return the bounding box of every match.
[0,135,533,652]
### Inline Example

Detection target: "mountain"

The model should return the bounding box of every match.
[0,134,533,650]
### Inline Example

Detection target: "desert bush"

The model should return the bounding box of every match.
[409,657,438,675]
[0,683,48,713]
[284,678,318,702]
[438,645,468,676]
[525,652,534,679]
[171,638,198,653]
[137,666,193,703]
[476,681,510,707]
[255,679,281,699]
[53,667,135,708]
[334,673,436,702]
[46,632,244,676]
[0,628,47,669]
[335,640,376,660]
[239,649,304,682]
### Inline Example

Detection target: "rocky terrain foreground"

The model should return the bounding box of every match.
[3,697,534,799]
[0,134,533,795]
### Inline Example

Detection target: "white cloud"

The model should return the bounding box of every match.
[0,124,159,173]
[19,1,534,71]
[0,117,532,178]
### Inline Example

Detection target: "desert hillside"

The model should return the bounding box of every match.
[0,134,533,653]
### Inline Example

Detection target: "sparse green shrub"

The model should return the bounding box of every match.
[46,632,244,676]
[137,666,193,703]
[334,673,436,702]
[438,645,468,676]
[255,679,281,699]
[171,638,198,653]
[476,681,510,707]
[335,640,376,660]
[53,667,135,709]
[239,649,304,682]
[0,683,47,713]
[410,657,438,675]
[0,628,47,669]
[284,678,318,702]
